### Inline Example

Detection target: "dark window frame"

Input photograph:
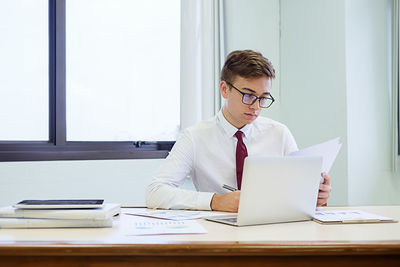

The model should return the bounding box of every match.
[0,0,174,162]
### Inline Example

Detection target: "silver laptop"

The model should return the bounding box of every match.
[206,156,322,226]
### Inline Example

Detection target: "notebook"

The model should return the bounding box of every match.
[206,156,322,226]
[14,199,104,209]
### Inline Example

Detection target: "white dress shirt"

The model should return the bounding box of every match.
[146,110,298,210]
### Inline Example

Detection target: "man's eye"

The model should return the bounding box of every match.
[244,94,256,99]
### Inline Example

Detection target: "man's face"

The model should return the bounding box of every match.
[220,76,272,129]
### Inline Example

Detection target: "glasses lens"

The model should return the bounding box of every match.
[260,97,274,108]
[242,94,256,105]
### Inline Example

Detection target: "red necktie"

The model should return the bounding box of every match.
[235,131,248,190]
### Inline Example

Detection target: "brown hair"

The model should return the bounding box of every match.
[220,50,275,83]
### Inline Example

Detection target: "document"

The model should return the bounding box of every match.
[313,209,397,224]
[290,137,342,181]
[125,219,207,235]
[125,209,217,220]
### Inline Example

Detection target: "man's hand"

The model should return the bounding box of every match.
[317,172,332,206]
[210,191,240,212]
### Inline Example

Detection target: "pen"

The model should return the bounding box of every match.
[222,184,237,191]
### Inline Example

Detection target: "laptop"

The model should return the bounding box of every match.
[206,156,322,226]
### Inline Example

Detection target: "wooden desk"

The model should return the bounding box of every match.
[0,206,399,266]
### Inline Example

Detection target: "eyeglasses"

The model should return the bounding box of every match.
[225,81,275,108]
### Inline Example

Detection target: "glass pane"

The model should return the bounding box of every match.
[66,0,180,141]
[0,0,49,141]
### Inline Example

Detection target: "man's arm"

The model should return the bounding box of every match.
[210,191,241,212]
[146,130,214,210]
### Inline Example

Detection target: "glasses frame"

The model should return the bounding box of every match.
[225,81,275,108]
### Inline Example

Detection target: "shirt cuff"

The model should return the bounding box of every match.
[196,192,215,211]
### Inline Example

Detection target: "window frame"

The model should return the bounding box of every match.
[0,0,174,162]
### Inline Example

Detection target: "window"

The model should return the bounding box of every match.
[66,0,180,142]
[0,0,178,161]
[0,0,48,141]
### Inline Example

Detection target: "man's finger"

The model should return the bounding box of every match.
[319,184,332,192]
[318,193,330,199]
[321,173,331,185]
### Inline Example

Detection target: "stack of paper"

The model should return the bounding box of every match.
[0,203,121,228]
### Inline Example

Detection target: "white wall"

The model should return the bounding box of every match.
[224,0,281,122]
[279,0,400,206]
[346,0,400,205]
[280,0,348,205]
[1,0,399,207]
[0,159,160,206]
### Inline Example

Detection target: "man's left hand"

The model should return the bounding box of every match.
[317,172,332,206]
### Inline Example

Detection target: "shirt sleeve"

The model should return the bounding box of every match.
[145,129,214,210]
[283,125,299,155]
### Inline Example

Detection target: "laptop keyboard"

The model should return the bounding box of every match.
[222,217,238,223]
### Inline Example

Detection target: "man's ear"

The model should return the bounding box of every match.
[220,81,229,99]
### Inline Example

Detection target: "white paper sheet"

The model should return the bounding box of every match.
[124,209,217,220]
[125,219,207,235]
[313,209,395,223]
[290,137,342,179]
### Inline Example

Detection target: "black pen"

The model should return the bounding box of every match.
[222,184,238,191]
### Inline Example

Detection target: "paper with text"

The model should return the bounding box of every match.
[313,209,396,223]
[125,219,207,235]
[125,209,217,220]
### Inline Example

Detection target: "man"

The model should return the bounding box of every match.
[146,50,331,212]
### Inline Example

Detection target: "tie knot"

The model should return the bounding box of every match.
[235,131,244,140]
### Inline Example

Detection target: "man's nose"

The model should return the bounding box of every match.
[249,99,260,109]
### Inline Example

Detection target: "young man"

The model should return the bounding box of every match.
[146,50,331,212]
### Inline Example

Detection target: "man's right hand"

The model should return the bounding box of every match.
[210,191,241,212]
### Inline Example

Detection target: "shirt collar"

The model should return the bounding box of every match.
[216,110,253,139]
